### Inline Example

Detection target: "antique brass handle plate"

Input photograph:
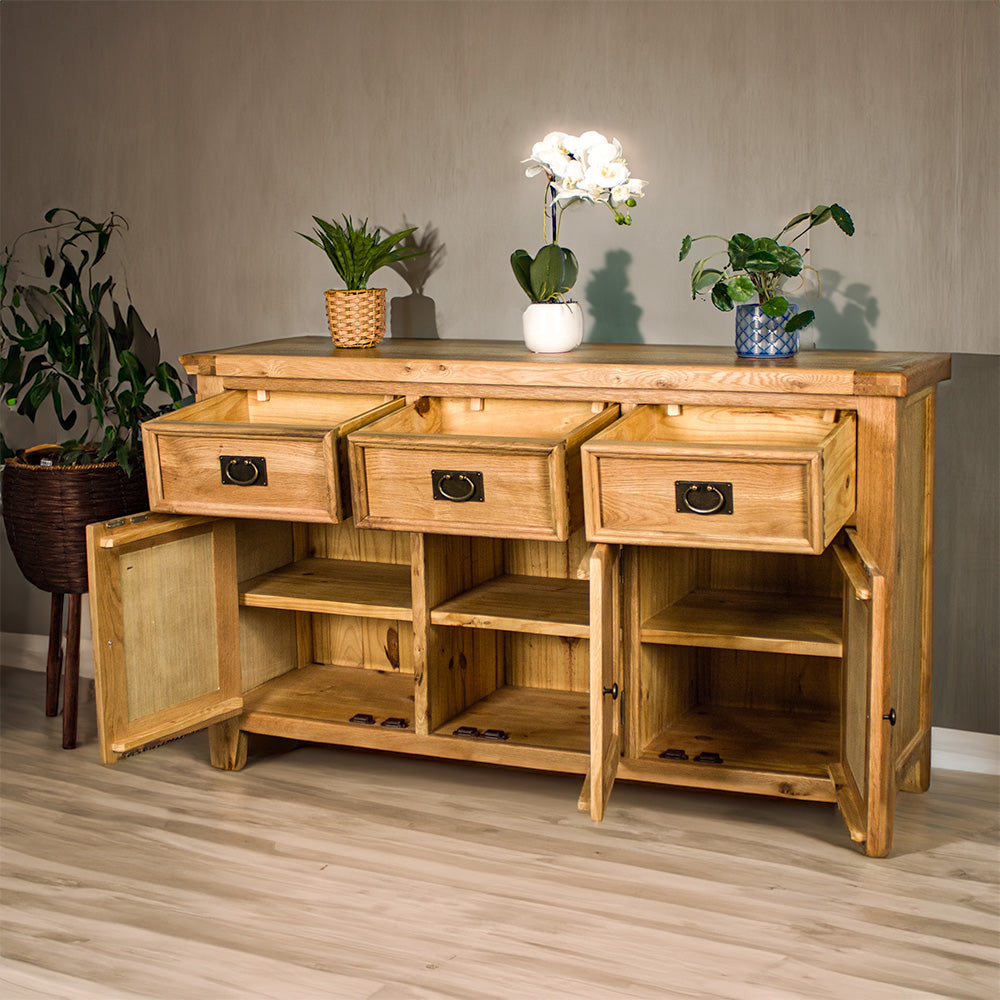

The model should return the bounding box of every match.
[221,455,268,487]
[675,480,733,515]
[431,469,484,503]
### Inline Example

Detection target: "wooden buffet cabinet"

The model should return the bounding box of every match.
[86,339,951,857]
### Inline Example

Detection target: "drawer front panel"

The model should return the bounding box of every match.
[354,445,563,539]
[583,406,856,554]
[150,432,339,522]
[589,453,819,552]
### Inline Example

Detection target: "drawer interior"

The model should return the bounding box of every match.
[165,389,399,428]
[597,403,852,447]
[360,395,613,440]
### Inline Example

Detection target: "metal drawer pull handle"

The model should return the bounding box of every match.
[431,469,484,503]
[221,455,268,486]
[675,480,733,516]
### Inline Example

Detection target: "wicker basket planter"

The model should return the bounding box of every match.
[1,454,149,595]
[324,288,387,348]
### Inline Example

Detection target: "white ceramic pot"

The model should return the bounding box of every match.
[522,301,584,354]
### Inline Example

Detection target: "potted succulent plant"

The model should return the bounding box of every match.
[512,130,646,353]
[300,215,425,348]
[0,207,189,747]
[679,204,855,358]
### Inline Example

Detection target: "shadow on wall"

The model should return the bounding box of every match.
[585,249,644,344]
[386,220,445,339]
[809,270,879,350]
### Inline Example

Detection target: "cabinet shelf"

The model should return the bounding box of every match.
[434,684,591,758]
[641,588,843,657]
[431,574,590,637]
[637,704,839,784]
[239,558,412,620]
[242,662,415,734]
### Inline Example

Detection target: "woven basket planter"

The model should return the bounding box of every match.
[2,454,149,595]
[324,288,387,348]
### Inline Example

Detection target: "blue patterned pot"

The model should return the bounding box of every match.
[735,303,799,358]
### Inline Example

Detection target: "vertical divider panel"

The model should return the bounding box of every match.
[411,532,504,734]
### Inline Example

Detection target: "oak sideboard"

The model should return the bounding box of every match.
[86,338,951,856]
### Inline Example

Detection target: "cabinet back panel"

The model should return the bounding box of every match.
[307,520,409,564]
[312,614,414,674]
[706,549,842,598]
[696,650,841,714]
[505,633,589,692]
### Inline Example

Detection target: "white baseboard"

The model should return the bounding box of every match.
[1,630,95,678]
[1,630,997,775]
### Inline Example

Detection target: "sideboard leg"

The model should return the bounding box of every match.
[209,718,248,771]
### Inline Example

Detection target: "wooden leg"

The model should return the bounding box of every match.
[209,718,248,771]
[45,593,64,718]
[62,594,82,750]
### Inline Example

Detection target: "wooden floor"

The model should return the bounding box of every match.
[1,666,997,1000]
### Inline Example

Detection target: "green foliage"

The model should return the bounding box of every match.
[679,204,854,334]
[0,208,190,473]
[510,244,579,303]
[300,216,425,291]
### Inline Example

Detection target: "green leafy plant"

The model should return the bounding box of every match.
[510,244,580,304]
[299,216,425,290]
[679,204,855,333]
[1,208,190,473]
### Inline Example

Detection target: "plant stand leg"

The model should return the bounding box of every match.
[45,593,65,718]
[62,594,82,750]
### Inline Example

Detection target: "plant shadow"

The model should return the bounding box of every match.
[584,249,644,344]
[385,219,445,340]
[808,269,879,350]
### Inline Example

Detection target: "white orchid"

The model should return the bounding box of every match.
[513,129,646,304]
[521,128,646,242]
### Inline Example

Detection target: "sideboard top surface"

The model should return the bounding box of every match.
[180,337,951,399]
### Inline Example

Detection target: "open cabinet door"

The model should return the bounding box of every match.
[586,543,622,822]
[832,528,892,856]
[87,513,243,764]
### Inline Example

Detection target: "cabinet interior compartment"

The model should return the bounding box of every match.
[628,545,843,796]
[235,519,417,738]
[417,531,595,767]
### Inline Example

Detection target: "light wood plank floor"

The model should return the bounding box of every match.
[1,666,997,1000]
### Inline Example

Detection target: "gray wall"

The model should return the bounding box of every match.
[2,1,997,732]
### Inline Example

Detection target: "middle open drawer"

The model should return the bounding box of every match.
[348,397,620,540]
[142,390,403,522]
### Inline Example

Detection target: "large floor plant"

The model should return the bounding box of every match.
[0,207,189,748]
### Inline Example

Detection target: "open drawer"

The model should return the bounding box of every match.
[348,397,619,540]
[582,404,856,553]
[142,390,403,522]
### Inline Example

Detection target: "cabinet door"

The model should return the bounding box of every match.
[87,514,243,764]
[833,529,891,855]
[587,543,622,822]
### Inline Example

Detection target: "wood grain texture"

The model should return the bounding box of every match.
[2,665,996,1000]
[181,338,951,398]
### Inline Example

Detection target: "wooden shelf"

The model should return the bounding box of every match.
[436,685,591,755]
[431,574,590,637]
[641,588,843,657]
[639,704,840,781]
[242,662,415,729]
[239,558,412,620]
